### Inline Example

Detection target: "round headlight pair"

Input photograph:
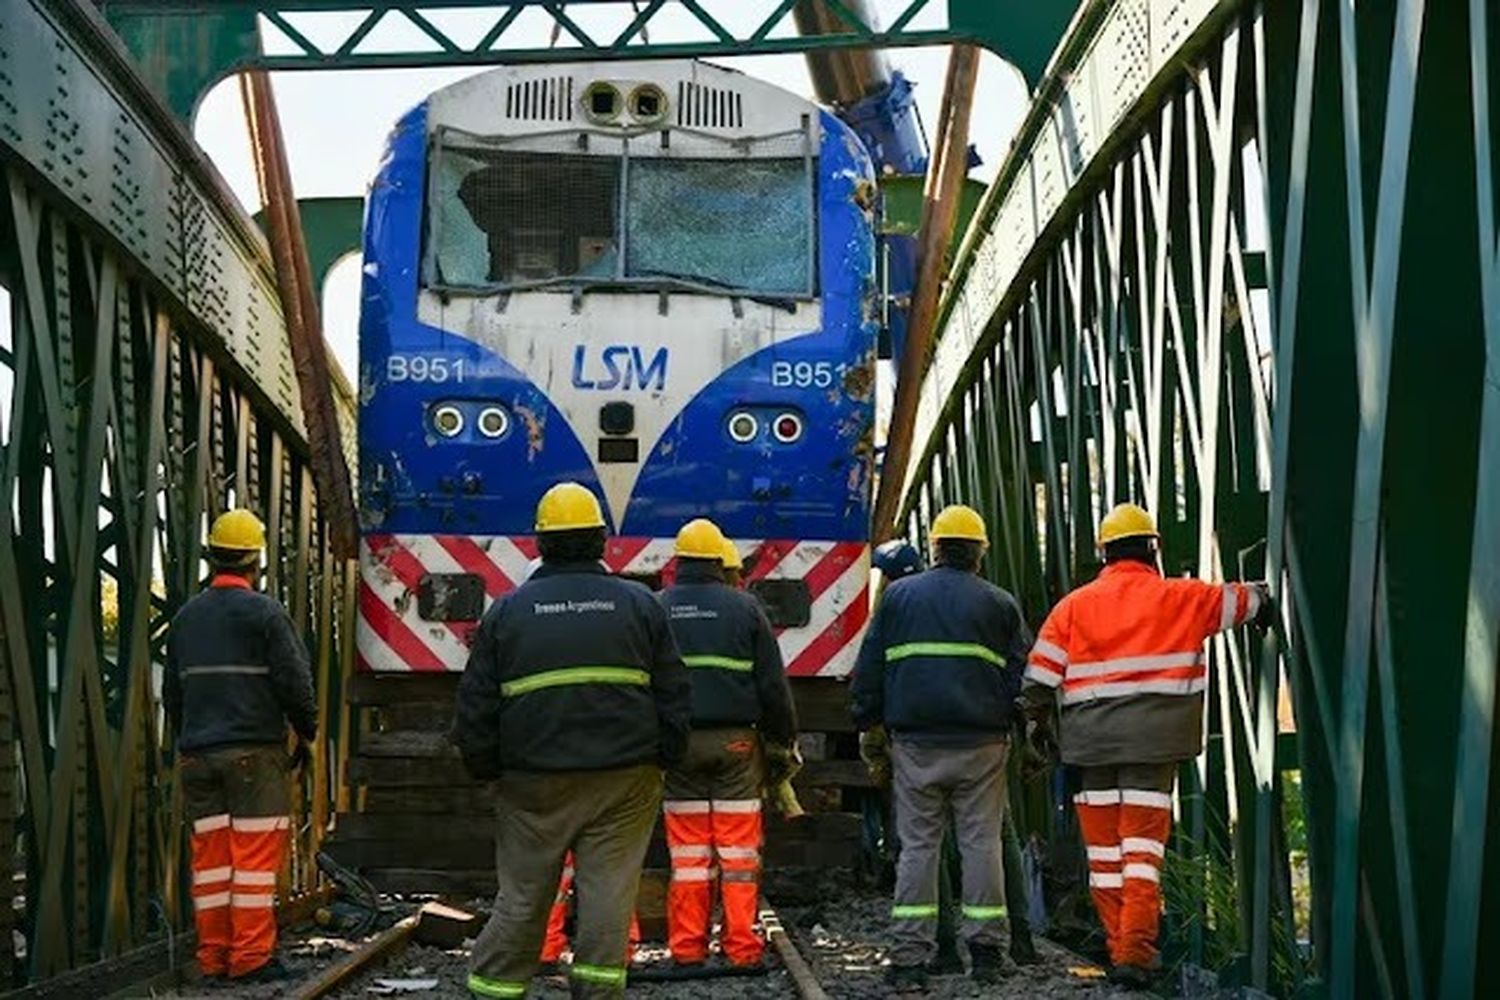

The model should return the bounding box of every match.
[432,404,509,439]
[727,410,803,444]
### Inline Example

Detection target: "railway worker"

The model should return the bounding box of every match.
[860,537,1041,975]
[164,508,317,984]
[1020,503,1270,988]
[720,536,745,588]
[850,506,1032,989]
[657,518,798,969]
[454,482,690,999]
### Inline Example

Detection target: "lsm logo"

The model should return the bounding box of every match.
[571,345,669,391]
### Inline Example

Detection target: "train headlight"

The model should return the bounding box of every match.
[432,404,464,438]
[629,83,668,124]
[727,411,759,443]
[477,406,510,439]
[773,412,804,444]
[583,81,622,123]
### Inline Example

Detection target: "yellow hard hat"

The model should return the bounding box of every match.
[1097,503,1159,547]
[720,536,743,571]
[929,504,988,544]
[534,482,606,533]
[675,518,726,560]
[208,509,266,552]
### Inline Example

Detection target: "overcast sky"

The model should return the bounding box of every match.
[192,2,1032,378]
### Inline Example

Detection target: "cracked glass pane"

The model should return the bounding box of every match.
[431,147,620,287]
[625,158,811,295]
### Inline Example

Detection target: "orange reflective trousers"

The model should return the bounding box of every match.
[663,728,764,967]
[1074,764,1175,968]
[182,745,291,978]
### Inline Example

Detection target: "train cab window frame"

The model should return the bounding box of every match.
[423,123,819,300]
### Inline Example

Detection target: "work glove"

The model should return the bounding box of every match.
[1020,716,1057,782]
[288,739,312,773]
[859,725,893,790]
[763,741,804,787]
[1251,583,1277,629]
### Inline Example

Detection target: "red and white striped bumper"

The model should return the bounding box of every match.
[358,535,869,677]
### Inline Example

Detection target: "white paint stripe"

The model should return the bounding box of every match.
[1088,872,1124,889]
[193,891,231,910]
[712,799,762,813]
[1032,638,1069,665]
[1220,585,1238,630]
[231,892,277,908]
[774,544,863,666]
[663,800,711,814]
[715,846,759,860]
[193,866,231,885]
[1121,837,1166,857]
[1121,790,1174,810]
[1025,663,1064,687]
[670,868,712,882]
[1073,790,1121,806]
[1065,651,1203,680]
[1061,675,1207,705]
[356,598,412,674]
[233,870,278,886]
[619,538,679,576]
[1086,846,1122,862]
[1124,863,1161,883]
[669,845,712,859]
[193,814,230,834]
[231,816,290,832]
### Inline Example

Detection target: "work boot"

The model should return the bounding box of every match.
[235,957,294,983]
[925,943,965,975]
[1009,930,1040,966]
[968,943,1008,985]
[885,962,928,991]
[1108,963,1154,990]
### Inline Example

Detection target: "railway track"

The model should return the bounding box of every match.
[106,870,1136,998]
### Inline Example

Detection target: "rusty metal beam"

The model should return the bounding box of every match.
[871,44,979,542]
[240,70,359,559]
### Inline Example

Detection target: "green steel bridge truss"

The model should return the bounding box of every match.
[0,0,358,982]
[0,0,1496,994]
[903,0,1500,996]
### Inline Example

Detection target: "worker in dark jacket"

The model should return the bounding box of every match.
[455,482,691,1000]
[851,505,1032,989]
[165,508,316,983]
[861,538,1041,974]
[657,518,797,968]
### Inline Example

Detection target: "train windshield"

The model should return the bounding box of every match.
[428,134,815,297]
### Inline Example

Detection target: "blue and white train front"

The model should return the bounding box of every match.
[357,61,877,677]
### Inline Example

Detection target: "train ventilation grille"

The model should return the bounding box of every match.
[506,77,575,122]
[676,82,743,129]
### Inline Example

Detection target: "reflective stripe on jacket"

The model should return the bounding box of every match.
[657,561,797,745]
[850,566,1031,746]
[1021,559,1261,764]
[454,560,691,774]
[165,575,317,753]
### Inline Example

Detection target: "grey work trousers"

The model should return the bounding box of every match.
[467,765,663,999]
[890,739,1010,968]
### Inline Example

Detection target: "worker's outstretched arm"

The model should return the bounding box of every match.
[1191,579,1272,636]
[265,605,317,742]
[453,603,505,779]
[648,602,692,768]
[849,603,887,730]
[751,604,797,747]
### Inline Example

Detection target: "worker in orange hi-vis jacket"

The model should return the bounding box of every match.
[1019,503,1271,990]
